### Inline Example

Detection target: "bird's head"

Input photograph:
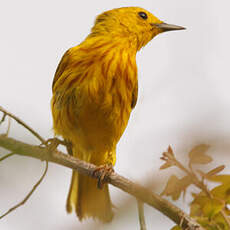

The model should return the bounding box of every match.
[90,7,185,50]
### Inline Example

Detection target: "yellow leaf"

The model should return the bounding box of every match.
[171,226,182,230]
[197,165,225,179]
[202,199,224,219]
[208,175,230,184]
[192,194,210,208]
[206,165,225,177]
[189,144,212,165]
[211,183,230,203]
[212,213,230,230]
[191,193,224,219]
[191,192,229,229]
[190,203,203,217]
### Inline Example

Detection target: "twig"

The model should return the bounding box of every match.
[5,117,11,137]
[0,152,14,162]
[0,135,204,230]
[0,106,46,144]
[137,200,146,230]
[0,161,48,219]
[0,113,6,125]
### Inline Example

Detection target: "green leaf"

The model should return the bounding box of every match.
[211,184,230,203]
[171,226,182,230]
[208,175,230,203]
[202,199,224,219]
[196,216,222,230]
[191,191,229,229]
[191,193,224,219]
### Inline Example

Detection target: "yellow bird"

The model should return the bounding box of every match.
[51,7,185,222]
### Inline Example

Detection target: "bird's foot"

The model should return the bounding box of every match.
[41,137,66,152]
[93,164,114,189]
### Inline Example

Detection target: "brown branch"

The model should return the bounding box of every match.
[0,135,204,230]
[0,106,46,144]
[0,161,48,219]
[0,113,6,125]
[0,152,14,162]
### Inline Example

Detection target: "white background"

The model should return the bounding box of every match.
[1,0,230,229]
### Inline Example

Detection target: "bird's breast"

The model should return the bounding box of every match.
[52,44,137,154]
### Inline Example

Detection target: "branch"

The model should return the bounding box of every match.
[0,106,46,144]
[0,161,48,219]
[0,135,204,230]
[137,200,147,230]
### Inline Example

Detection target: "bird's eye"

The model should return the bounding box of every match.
[138,12,148,20]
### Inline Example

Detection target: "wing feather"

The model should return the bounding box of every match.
[131,82,138,109]
[52,49,71,91]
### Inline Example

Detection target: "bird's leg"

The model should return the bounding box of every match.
[93,164,114,189]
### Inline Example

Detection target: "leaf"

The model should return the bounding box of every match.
[191,194,210,209]
[191,193,224,219]
[191,192,229,229]
[212,213,230,230]
[196,216,224,230]
[208,175,230,184]
[202,199,224,219]
[161,175,180,200]
[209,175,230,202]
[211,183,230,203]
[206,165,225,177]
[197,165,225,179]
[190,203,203,217]
[160,161,172,170]
[171,226,182,230]
[161,175,192,200]
[160,145,175,170]
[189,144,212,165]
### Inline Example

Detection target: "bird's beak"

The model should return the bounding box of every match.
[152,23,186,32]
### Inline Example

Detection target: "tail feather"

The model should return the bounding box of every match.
[66,171,78,213]
[66,171,113,222]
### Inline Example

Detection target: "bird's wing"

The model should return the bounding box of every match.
[52,49,71,91]
[131,81,138,109]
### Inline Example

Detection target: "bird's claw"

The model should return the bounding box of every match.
[40,138,65,152]
[93,164,114,189]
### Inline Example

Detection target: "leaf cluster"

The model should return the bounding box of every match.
[160,145,230,229]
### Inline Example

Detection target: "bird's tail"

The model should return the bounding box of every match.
[66,170,113,222]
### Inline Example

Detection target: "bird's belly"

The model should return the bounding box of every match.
[75,93,131,154]
[52,88,132,158]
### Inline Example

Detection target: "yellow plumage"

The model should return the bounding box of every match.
[51,6,184,222]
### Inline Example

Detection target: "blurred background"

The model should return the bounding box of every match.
[1,0,230,229]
